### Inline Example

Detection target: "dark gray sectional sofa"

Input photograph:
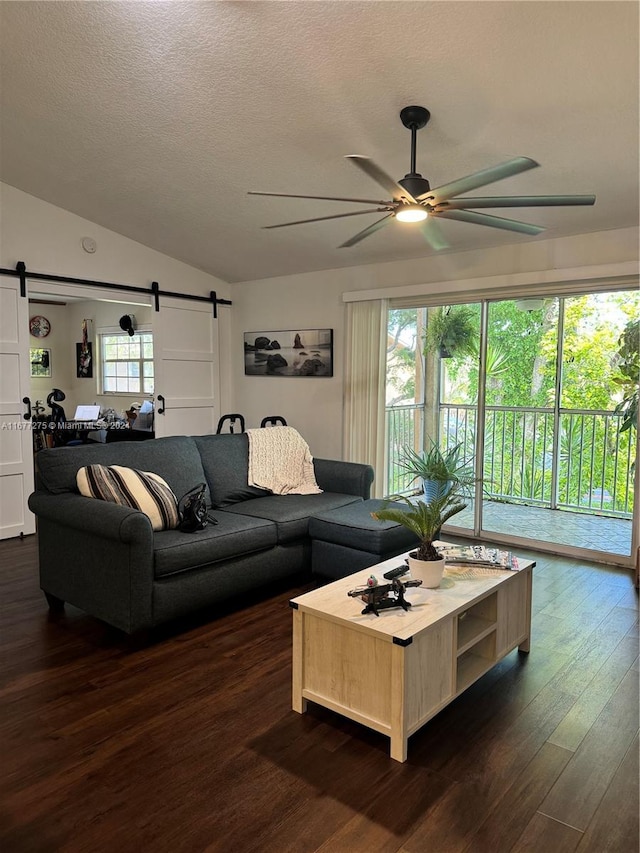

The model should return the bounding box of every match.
[28,433,374,633]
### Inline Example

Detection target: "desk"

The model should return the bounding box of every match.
[31,419,109,450]
[66,419,129,443]
[33,419,153,450]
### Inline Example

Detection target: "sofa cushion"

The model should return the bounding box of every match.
[153,512,276,577]
[224,493,363,543]
[194,434,269,507]
[77,464,179,532]
[36,436,211,506]
[309,498,420,554]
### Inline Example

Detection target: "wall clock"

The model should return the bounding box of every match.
[29,315,51,338]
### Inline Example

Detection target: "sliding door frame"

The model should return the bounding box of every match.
[390,283,638,570]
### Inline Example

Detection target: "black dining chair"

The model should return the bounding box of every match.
[260,416,288,428]
[216,413,246,434]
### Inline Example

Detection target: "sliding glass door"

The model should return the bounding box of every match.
[480,292,637,558]
[480,298,559,542]
[385,287,638,562]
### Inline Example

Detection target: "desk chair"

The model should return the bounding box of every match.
[46,389,83,447]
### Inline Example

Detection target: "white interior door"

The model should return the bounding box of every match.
[0,275,36,538]
[153,296,219,437]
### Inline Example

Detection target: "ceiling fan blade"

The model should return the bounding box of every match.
[339,213,394,248]
[262,209,388,229]
[434,209,545,235]
[438,194,596,210]
[420,217,449,251]
[346,155,418,203]
[249,191,394,206]
[421,157,539,203]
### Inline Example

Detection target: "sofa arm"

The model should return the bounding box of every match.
[313,459,374,500]
[29,492,153,544]
[28,492,155,633]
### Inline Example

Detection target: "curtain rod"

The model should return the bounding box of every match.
[0,261,232,318]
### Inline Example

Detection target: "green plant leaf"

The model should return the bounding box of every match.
[424,306,479,358]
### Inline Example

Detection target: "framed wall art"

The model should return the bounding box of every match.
[30,348,52,378]
[244,329,333,377]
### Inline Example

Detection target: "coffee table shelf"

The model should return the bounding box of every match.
[457,615,497,654]
[291,549,534,763]
[456,631,498,693]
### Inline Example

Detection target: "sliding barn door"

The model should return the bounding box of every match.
[153,297,219,437]
[0,275,35,538]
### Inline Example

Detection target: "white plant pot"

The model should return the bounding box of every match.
[408,554,446,588]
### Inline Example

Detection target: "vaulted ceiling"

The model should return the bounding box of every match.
[1,2,638,283]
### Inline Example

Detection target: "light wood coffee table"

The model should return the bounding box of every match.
[290,548,535,762]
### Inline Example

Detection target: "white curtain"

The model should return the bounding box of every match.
[343,299,388,498]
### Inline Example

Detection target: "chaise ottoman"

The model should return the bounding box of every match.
[309,498,420,580]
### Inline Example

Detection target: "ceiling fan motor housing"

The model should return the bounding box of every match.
[399,174,431,200]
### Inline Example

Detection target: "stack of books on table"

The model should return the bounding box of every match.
[439,545,520,570]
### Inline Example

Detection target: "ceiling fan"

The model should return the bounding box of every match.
[248,105,596,250]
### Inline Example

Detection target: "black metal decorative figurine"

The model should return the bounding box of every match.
[347,567,423,616]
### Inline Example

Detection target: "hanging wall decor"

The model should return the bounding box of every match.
[243,328,333,377]
[76,318,93,378]
[76,342,93,378]
[29,315,51,338]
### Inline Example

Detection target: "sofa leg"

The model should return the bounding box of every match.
[44,592,65,612]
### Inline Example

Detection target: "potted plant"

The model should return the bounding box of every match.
[371,490,468,588]
[423,306,478,358]
[399,440,476,502]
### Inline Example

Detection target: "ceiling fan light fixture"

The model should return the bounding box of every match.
[395,204,428,223]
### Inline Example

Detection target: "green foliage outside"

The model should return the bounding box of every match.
[387,309,420,406]
[612,318,639,433]
[386,292,639,516]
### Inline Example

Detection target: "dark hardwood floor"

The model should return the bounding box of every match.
[0,535,637,853]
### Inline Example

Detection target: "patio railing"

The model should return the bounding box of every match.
[386,403,635,518]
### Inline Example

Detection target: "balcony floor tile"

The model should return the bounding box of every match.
[452,501,633,558]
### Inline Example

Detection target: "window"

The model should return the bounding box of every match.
[100,331,154,394]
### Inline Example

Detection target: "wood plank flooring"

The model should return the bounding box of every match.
[0,535,637,853]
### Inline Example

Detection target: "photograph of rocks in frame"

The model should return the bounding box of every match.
[244,329,333,377]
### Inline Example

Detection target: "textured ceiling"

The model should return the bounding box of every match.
[0,1,638,283]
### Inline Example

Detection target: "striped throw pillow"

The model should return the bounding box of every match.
[77,465,180,531]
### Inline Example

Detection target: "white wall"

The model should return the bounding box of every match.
[0,183,233,418]
[231,226,639,459]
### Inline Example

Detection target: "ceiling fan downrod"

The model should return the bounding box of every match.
[398,105,432,200]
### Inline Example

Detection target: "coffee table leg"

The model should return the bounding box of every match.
[292,608,307,713]
[389,643,408,762]
[390,734,408,763]
[518,569,533,653]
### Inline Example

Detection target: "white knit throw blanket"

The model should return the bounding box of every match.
[246,426,322,495]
